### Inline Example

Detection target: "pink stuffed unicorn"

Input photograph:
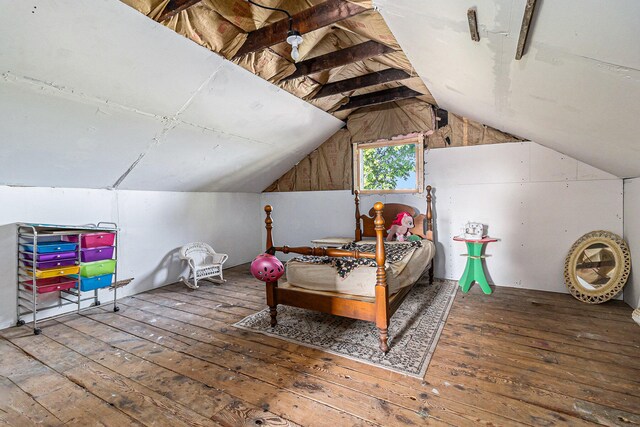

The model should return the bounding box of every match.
[386,212,414,242]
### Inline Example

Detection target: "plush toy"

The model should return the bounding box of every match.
[386,212,414,242]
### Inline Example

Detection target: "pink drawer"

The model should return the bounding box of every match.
[63,232,115,249]
[23,276,77,294]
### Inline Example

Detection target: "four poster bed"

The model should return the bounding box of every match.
[262,186,434,352]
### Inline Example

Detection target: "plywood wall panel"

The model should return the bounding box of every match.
[623,178,640,309]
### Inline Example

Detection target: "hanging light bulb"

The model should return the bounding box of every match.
[246,1,302,62]
[287,30,303,62]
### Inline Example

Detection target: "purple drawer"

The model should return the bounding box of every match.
[23,251,76,262]
[23,259,77,269]
[80,246,115,262]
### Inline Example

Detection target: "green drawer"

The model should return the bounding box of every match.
[80,259,116,278]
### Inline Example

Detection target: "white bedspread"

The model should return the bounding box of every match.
[285,239,435,297]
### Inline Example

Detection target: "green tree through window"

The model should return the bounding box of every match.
[361,144,416,190]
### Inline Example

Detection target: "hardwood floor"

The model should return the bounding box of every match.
[2,265,639,426]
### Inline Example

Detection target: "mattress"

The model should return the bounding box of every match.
[285,239,435,297]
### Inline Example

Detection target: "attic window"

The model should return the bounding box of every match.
[353,134,425,194]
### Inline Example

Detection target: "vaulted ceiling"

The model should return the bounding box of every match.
[0,0,342,192]
[121,0,436,120]
[123,0,640,179]
[376,0,640,178]
[2,0,638,194]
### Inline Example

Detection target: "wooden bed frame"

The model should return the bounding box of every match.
[263,186,433,352]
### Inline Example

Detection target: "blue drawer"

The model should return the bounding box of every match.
[72,273,113,291]
[22,241,77,254]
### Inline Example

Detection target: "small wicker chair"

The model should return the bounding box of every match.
[179,242,228,289]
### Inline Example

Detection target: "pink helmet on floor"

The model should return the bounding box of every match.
[250,253,284,282]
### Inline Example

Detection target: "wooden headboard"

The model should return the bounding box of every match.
[355,186,433,241]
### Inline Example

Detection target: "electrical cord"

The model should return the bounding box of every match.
[246,0,293,32]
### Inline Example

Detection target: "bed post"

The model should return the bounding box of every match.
[373,202,389,353]
[354,191,362,241]
[264,205,278,327]
[265,205,273,250]
[426,186,434,284]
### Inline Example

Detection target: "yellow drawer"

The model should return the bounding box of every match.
[26,265,80,279]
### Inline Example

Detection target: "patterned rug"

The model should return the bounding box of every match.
[234,277,458,378]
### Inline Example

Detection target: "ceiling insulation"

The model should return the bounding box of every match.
[120,0,433,117]
[266,98,523,192]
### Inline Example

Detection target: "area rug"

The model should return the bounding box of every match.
[233,277,458,378]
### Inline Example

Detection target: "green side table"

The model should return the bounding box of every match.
[454,236,498,294]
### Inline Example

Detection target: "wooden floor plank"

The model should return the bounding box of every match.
[55,315,379,427]
[147,287,255,318]
[474,285,633,314]
[1,267,638,427]
[458,287,633,322]
[450,304,639,364]
[65,309,451,427]
[189,283,265,304]
[449,301,640,348]
[135,284,640,412]
[443,315,640,373]
[0,376,62,427]
[96,298,523,426]
[2,329,221,427]
[40,321,300,427]
[123,291,637,426]
[170,277,640,385]
[438,328,640,391]
[422,364,638,427]
[169,278,640,379]
[162,283,266,311]
[428,349,640,422]
[0,336,143,426]
[114,296,596,422]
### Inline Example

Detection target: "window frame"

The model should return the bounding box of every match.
[352,133,425,195]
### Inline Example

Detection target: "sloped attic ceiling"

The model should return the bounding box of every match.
[120,0,436,120]
[0,0,343,192]
[376,0,640,178]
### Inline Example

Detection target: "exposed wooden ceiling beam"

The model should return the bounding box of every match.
[313,69,411,99]
[234,0,368,58]
[336,86,422,111]
[282,41,395,81]
[467,8,480,42]
[157,0,202,22]
[515,0,538,60]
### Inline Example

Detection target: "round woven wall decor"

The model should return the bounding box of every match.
[564,230,631,304]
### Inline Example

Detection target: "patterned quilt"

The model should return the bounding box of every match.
[291,241,423,278]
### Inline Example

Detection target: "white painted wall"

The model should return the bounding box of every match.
[0,186,262,330]
[259,190,356,259]
[623,178,640,309]
[261,142,623,295]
